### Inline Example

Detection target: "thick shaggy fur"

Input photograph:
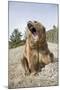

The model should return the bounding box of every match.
[22,21,54,75]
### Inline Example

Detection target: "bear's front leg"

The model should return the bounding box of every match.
[21,56,31,75]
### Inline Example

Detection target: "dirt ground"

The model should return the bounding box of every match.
[8,42,59,89]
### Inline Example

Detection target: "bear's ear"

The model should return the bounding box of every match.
[34,21,37,23]
[43,26,46,33]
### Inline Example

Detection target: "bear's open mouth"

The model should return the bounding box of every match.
[29,27,37,36]
[27,21,37,36]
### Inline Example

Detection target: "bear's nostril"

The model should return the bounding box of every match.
[27,21,33,29]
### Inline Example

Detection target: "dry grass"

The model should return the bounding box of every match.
[8,42,59,89]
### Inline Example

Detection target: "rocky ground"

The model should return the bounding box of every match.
[8,42,59,89]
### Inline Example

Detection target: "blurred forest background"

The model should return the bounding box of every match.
[9,25,58,49]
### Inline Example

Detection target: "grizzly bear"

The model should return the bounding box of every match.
[21,20,54,75]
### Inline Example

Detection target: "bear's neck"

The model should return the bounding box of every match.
[26,39,49,53]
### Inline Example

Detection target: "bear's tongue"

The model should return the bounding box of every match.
[31,28,37,36]
[33,32,37,36]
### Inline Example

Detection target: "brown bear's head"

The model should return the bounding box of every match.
[27,21,46,48]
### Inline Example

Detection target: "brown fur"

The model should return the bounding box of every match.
[21,21,54,75]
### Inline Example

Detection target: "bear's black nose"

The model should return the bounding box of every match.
[27,21,33,29]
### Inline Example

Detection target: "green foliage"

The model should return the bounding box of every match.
[9,25,58,49]
[9,29,25,48]
[46,25,58,43]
